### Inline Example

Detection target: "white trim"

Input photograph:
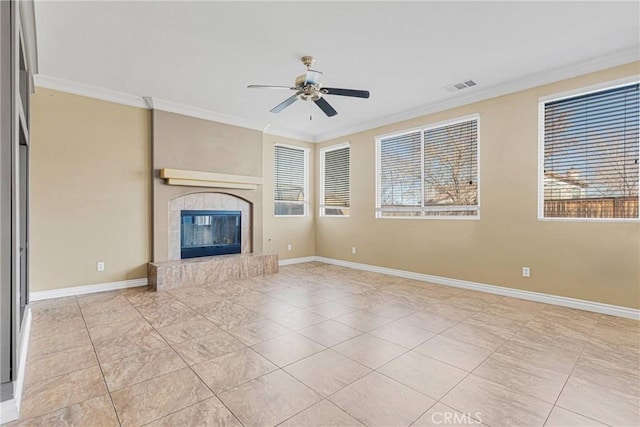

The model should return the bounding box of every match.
[279,256,317,266]
[34,75,148,109]
[537,77,640,222]
[0,307,31,424]
[314,47,640,142]
[30,278,148,301]
[313,257,640,320]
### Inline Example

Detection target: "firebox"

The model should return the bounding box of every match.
[180,210,241,259]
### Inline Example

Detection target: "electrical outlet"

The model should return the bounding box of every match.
[97,261,105,272]
[287,244,292,251]
[522,266,530,278]
[352,247,357,254]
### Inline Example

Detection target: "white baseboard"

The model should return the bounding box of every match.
[30,278,148,301]
[314,257,640,320]
[0,307,32,424]
[279,256,317,266]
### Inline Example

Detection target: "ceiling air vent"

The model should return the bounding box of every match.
[445,79,477,93]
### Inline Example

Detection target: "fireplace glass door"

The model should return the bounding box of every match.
[180,210,241,259]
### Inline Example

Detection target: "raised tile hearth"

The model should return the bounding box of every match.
[147,253,278,291]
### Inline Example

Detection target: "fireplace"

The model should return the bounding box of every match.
[180,210,241,259]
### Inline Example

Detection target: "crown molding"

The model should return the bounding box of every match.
[34,47,638,144]
[313,47,640,142]
[33,76,315,142]
[34,74,149,108]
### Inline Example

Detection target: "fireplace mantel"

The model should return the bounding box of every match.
[160,168,262,190]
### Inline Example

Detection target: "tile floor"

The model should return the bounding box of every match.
[8,262,640,426]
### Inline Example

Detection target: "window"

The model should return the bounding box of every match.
[320,143,350,216]
[274,144,308,216]
[376,116,480,218]
[540,82,639,220]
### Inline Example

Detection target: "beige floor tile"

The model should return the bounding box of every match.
[145,397,242,427]
[168,286,226,310]
[334,310,393,332]
[442,321,514,350]
[111,368,213,426]
[29,315,86,339]
[81,300,142,329]
[333,334,406,369]
[495,334,582,375]
[155,318,220,344]
[262,307,327,330]
[227,318,291,346]
[252,332,326,367]
[412,402,486,427]
[544,406,607,427]
[369,321,436,349]
[31,298,81,322]
[414,335,491,371]
[10,395,119,427]
[20,366,108,420]
[93,327,167,364]
[441,374,553,427]
[76,290,124,308]
[285,349,371,397]
[27,327,92,359]
[192,347,277,393]
[25,344,98,385]
[171,330,245,365]
[306,301,358,318]
[101,345,186,391]
[218,370,321,426]
[465,311,527,334]
[378,351,467,400]
[297,320,363,347]
[279,400,365,427]
[199,300,266,330]
[572,352,640,398]
[473,353,569,403]
[87,317,153,343]
[330,372,435,427]
[399,311,459,333]
[556,376,640,426]
[137,299,204,329]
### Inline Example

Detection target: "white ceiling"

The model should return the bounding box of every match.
[34,1,639,141]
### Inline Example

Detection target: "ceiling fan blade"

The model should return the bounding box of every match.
[314,97,338,117]
[322,87,370,98]
[304,70,323,86]
[248,85,297,90]
[270,95,298,113]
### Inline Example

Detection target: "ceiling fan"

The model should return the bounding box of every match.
[247,56,370,117]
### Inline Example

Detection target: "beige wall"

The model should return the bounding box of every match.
[316,62,640,309]
[30,88,151,292]
[151,111,264,262]
[263,134,316,260]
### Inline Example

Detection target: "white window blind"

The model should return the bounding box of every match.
[274,145,308,216]
[377,117,479,218]
[542,83,639,219]
[321,144,350,216]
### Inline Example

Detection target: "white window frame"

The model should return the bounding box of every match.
[274,143,310,217]
[537,76,640,222]
[319,142,351,217]
[375,114,481,220]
